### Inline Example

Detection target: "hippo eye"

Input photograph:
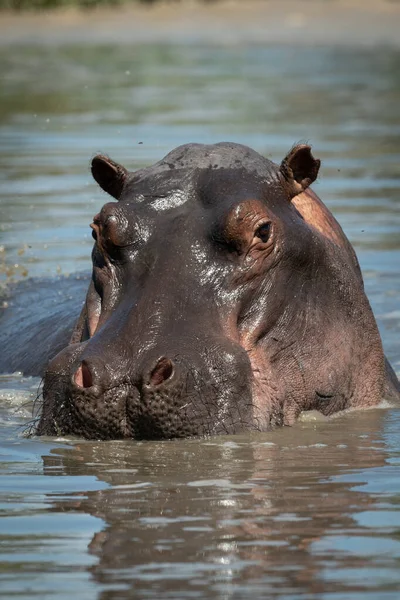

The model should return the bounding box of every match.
[254,222,271,243]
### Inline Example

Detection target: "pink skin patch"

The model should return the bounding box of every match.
[293,188,347,248]
[74,361,93,389]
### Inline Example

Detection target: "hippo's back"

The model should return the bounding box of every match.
[0,274,88,376]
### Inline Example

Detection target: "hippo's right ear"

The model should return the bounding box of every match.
[91,154,128,200]
[280,144,320,199]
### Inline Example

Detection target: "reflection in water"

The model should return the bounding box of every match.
[37,410,400,599]
[0,40,399,599]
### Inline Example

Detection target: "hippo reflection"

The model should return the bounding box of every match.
[2,142,400,439]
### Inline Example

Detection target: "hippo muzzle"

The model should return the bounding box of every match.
[39,328,253,439]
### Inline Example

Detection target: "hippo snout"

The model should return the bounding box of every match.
[39,340,254,440]
[73,356,175,391]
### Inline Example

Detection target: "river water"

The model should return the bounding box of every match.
[0,39,400,599]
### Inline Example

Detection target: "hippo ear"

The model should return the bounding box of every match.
[91,154,128,200]
[280,144,320,198]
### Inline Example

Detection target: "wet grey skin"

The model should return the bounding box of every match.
[2,142,400,440]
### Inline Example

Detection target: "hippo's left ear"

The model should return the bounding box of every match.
[280,144,320,198]
[91,154,129,200]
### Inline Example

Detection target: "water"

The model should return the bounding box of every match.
[0,36,400,600]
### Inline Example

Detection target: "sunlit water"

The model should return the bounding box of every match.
[0,40,400,599]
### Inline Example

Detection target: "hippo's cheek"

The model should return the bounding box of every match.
[243,348,280,428]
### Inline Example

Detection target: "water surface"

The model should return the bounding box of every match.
[0,41,400,599]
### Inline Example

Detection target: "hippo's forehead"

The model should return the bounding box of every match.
[158,142,274,173]
[121,142,282,212]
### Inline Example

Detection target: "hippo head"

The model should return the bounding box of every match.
[38,142,386,439]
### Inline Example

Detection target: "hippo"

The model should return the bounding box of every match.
[1,142,399,439]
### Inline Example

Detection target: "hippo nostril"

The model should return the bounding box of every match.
[74,361,93,389]
[149,357,174,387]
